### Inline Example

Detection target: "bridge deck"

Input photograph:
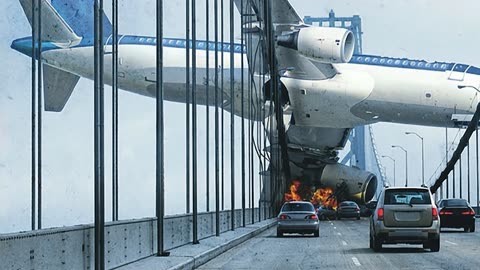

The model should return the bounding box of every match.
[200,218,480,269]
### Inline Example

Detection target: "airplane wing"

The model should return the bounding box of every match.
[234,0,302,25]
[235,0,337,80]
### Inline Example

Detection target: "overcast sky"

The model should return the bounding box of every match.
[1,0,480,233]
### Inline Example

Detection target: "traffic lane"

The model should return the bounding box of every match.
[333,218,480,270]
[198,219,480,270]
[198,222,360,270]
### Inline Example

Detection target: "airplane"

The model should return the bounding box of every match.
[11,0,480,206]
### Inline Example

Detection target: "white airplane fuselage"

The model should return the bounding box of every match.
[26,36,480,129]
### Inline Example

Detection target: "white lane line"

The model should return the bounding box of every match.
[342,240,347,246]
[352,257,361,266]
[445,240,458,246]
[337,232,342,236]
[333,227,337,229]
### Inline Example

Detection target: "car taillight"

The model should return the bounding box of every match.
[432,208,439,220]
[377,208,384,221]
[461,210,475,215]
[278,214,288,220]
[309,214,318,220]
[440,210,453,215]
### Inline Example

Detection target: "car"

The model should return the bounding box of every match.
[316,205,337,220]
[368,187,440,252]
[360,203,374,217]
[336,201,361,220]
[437,198,476,232]
[277,201,319,237]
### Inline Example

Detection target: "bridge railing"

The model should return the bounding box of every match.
[0,208,269,270]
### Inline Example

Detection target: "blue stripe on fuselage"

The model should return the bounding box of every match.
[10,35,480,76]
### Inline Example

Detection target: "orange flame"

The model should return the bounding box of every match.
[311,187,338,210]
[284,180,338,209]
[284,180,302,202]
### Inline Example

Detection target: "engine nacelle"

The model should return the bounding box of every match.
[277,27,355,63]
[320,164,377,204]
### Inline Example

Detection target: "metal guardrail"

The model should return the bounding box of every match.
[0,208,269,270]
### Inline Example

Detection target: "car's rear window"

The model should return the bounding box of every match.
[282,203,314,212]
[340,202,357,207]
[384,189,431,205]
[445,199,468,207]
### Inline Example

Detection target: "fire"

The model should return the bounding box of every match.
[311,187,338,210]
[284,180,302,201]
[284,180,338,209]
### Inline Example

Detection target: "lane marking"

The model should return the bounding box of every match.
[333,227,337,229]
[352,257,361,266]
[445,240,458,246]
[342,240,347,246]
[337,232,342,236]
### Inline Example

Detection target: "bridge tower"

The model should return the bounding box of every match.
[304,10,366,170]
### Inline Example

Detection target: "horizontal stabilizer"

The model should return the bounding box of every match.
[43,65,80,112]
[19,0,81,47]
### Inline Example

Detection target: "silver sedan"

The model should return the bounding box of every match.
[277,201,319,237]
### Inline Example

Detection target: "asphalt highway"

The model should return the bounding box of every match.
[199,218,480,270]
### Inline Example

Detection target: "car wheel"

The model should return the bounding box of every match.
[430,237,440,252]
[470,223,475,233]
[276,230,283,237]
[337,216,341,220]
[356,216,360,220]
[464,226,470,232]
[372,235,382,252]
[314,230,319,237]
[369,233,374,249]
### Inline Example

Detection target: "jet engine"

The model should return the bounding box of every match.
[277,27,355,63]
[320,164,377,204]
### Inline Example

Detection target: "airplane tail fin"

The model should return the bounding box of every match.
[18,0,113,112]
[19,0,82,46]
[51,0,112,43]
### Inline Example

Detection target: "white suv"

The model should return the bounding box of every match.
[368,187,440,252]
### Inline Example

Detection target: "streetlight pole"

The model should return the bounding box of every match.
[405,132,425,186]
[382,155,396,187]
[392,145,408,187]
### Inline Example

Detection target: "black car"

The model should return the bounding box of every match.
[437,198,476,232]
[336,201,360,220]
[316,205,337,220]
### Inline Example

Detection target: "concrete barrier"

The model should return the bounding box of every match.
[0,207,272,270]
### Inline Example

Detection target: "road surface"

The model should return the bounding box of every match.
[199,218,480,269]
